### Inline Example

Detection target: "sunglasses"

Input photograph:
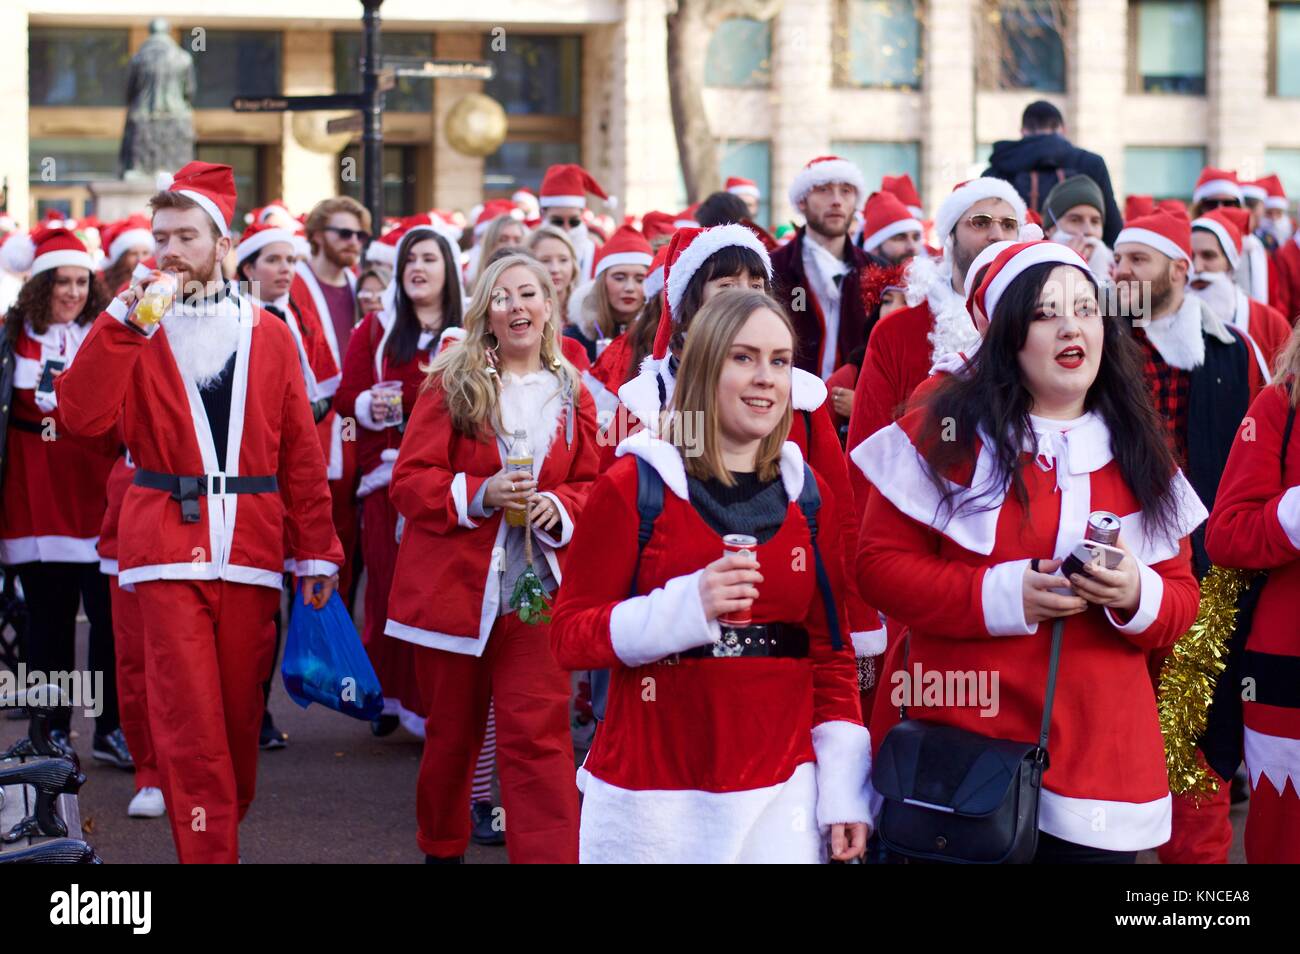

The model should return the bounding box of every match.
[964,214,1020,232]
[549,216,583,229]
[1198,198,1241,211]
[324,226,371,242]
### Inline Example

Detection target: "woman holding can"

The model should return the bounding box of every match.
[549,289,871,863]
[853,241,1207,862]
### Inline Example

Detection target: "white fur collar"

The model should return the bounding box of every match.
[905,254,980,363]
[568,278,600,340]
[616,356,828,436]
[616,432,806,502]
[162,286,243,389]
[24,318,89,356]
[499,368,563,465]
[1141,293,1211,371]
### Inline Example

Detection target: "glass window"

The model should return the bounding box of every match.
[1137,1,1206,94]
[484,35,581,116]
[704,18,771,88]
[842,0,922,89]
[1264,148,1300,204]
[196,143,263,226]
[1275,3,1300,96]
[29,138,120,184]
[830,140,921,203]
[185,30,282,109]
[484,141,582,199]
[339,144,419,217]
[1124,146,1206,201]
[719,140,772,227]
[29,27,130,107]
[335,32,434,114]
[983,0,1065,91]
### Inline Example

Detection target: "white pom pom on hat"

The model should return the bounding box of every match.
[1,232,36,274]
[155,171,175,191]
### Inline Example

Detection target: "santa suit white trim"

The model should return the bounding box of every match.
[0,534,100,565]
[293,261,354,479]
[1229,290,1275,384]
[1244,725,1300,795]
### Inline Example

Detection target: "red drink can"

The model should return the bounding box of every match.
[719,534,758,628]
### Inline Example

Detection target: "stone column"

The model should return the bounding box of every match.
[1207,0,1268,179]
[279,31,341,213]
[921,0,975,213]
[0,4,29,223]
[433,32,485,213]
[1068,0,1127,197]
[771,0,834,223]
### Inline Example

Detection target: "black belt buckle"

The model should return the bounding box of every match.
[175,476,203,524]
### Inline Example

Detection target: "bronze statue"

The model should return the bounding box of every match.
[119,19,196,177]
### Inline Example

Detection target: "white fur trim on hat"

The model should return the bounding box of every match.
[107,228,154,267]
[155,171,175,191]
[728,183,761,199]
[1115,226,1190,263]
[235,227,296,264]
[594,251,653,277]
[1266,197,1289,212]
[643,265,665,300]
[1241,184,1268,203]
[31,248,95,277]
[1192,179,1243,204]
[787,158,866,209]
[177,189,230,237]
[935,178,1027,244]
[862,217,923,253]
[665,224,773,315]
[1191,217,1240,270]
[539,194,587,209]
[983,243,1092,326]
[963,240,1018,297]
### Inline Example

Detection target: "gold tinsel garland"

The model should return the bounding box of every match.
[1157,565,1251,797]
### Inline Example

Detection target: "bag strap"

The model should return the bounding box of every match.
[796,462,844,652]
[1280,381,1296,483]
[628,456,664,598]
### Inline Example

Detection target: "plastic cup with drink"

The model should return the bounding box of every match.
[129,271,179,332]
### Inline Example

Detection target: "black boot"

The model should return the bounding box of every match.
[470,801,505,846]
[425,854,464,864]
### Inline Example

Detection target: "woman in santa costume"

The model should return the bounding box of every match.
[96,215,154,304]
[384,252,597,863]
[563,224,652,365]
[0,225,129,766]
[336,223,464,737]
[854,241,1207,861]
[550,289,871,863]
[56,162,342,864]
[1205,326,1300,863]
[526,225,580,323]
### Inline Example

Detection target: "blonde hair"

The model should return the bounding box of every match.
[427,253,582,437]
[526,225,580,317]
[670,290,793,486]
[1274,322,1300,408]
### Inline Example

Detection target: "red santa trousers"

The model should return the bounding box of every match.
[134,578,279,864]
[1244,776,1300,863]
[359,490,423,715]
[330,440,361,608]
[1157,751,1233,865]
[109,577,160,790]
[412,615,578,863]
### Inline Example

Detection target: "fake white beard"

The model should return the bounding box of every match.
[1260,215,1294,245]
[1185,270,1238,325]
[1142,293,1206,371]
[568,222,589,246]
[163,308,240,389]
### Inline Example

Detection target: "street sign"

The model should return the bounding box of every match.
[373,56,496,81]
[325,115,365,135]
[232,93,364,113]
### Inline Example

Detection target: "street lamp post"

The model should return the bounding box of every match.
[361,0,385,231]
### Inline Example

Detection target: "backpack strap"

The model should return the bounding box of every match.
[801,408,813,458]
[795,462,845,652]
[1281,380,1296,483]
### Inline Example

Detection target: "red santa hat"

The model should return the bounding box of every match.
[1124,195,1154,222]
[592,225,653,278]
[787,155,866,208]
[2,226,95,277]
[1115,209,1192,263]
[99,214,155,268]
[235,220,298,264]
[1191,208,1245,270]
[244,198,293,228]
[882,173,924,218]
[652,224,773,360]
[1240,180,1268,204]
[968,240,1091,327]
[859,191,923,253]
[539,164,607,209]
[642,244,670,300]
[934,177,1027,244]
[473,199,523,239]
[1257,174,1288,211]
[1191,167,1242,205]
[674,204,700,228]
[155,161,237,236]
[725,176,761,200]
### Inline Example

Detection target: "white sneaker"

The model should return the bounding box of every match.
[128,786,166,818]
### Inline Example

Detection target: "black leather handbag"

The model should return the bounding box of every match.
[871,617,1064,864]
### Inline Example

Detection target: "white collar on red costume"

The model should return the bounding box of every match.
[904,253,980,364]
[615,432,806,502]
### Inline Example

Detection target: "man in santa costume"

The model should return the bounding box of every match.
[539,164,608,280]
[55,162,342,864]
[1114,207,1266,865]
[1267,179,1300,324]
[770,155,872,380]
[1190,168,1271,308]
[844,177,1025,516]
[1252,174,1292,253]
[857,191,924,267]
[1189,208,1291,370]
[725,175,762,220]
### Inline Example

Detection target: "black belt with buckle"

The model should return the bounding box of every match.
[664,622,811,663]
[133,468,279,524]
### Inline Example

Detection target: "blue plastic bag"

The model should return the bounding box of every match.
[281,582,383,721]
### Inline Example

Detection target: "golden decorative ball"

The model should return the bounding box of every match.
[444,93,508,158]
[291,111,356,156]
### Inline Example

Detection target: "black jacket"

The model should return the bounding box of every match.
[770,228,871,377]
[983,133,1123,247]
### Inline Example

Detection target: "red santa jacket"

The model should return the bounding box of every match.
[602,357,885,656]
[855,407,1206,851]
[54,291,343,588]
[549,436,870,815]
[582,331,633,427]
[1230,292,1293,373]
[1272,237,1300,326]
[383,371,599,654]
[0,320,116,564]
[96,451,134,575]
[292,263,354,479]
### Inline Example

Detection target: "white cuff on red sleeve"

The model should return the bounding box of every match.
[1279,485,1300,551]
[981,559,1038,636]
[608,568,721,667]
[851,626,887,657]
[812,720,873,827]
[1104,559,1164,635]
[450,472,479,529]
[532,491,574,548]
[294,560,339,578]
[353,390,386,431]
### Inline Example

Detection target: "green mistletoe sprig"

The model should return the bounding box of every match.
[509,497,551,625]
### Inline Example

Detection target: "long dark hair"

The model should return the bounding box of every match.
[626,292,661,382]
[389,228,463,366]
[917,260,1181,544]
[5,268,107,344]
[670,244,770,355]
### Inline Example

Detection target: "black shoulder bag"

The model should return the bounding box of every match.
[871,614,1064,864]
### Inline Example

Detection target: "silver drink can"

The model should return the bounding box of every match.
[1085,511,1121,545]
